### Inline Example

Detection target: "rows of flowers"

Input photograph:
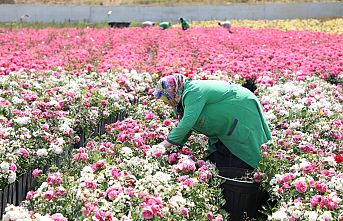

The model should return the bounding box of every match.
[191,18,343,34]
[0,69,153,189]
[3,89,227,220]
[2,68,342,220]
[256,74,342,220]
[1,26,342,83]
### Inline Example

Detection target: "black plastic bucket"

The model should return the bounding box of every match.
[217,167,270,221]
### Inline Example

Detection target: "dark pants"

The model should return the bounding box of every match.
[208,141,271,220]
[207,140,253,170]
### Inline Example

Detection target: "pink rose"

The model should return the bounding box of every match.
[32,169,42,178]
[111,168,122,179]
[295,180,307,193]
[180,207,189,217]
[207,211,214,219]
[284,129,292,135]
[9,163,17,172]
[106,186,123,200]
[100,99,108,107]
[50,213,68,221]
[43,190,56,200]
[163,119,171,126]
[19,148,29,157]
[85,181,97,190]
[141,206,154,220]
[197,160,206,168]
[26,190,35,200]
[168,153,178,164]
[41,124,49,131]
[154,150,163,158]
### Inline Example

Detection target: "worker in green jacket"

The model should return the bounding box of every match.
[179,18,190,30]
[159,21,171,30]
[153,74,271,169]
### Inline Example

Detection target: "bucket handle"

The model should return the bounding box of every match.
[216,174,255,184]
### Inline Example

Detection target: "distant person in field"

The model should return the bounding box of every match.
[179,18,190,30]
[142,21,155,28]
[159,22,171,30]
[219,21,233,33]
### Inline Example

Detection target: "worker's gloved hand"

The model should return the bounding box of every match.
[158,140,172,148]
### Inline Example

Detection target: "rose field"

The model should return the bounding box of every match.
[0,18,342,221]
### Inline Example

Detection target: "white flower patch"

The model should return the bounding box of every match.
[146,144,166,158]
[11,96,24,105]
[318,211,333,220]
[0,161,10,173]
[13,117,31,125]
[304,211,318,221]
[36,149,48,157]
[119,146,133,158]
[169,193,187,213]
[327,176,343,191]
[269,209,288,221]
[3,205,32,221]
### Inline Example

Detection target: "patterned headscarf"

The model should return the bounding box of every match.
[153,74,187,107]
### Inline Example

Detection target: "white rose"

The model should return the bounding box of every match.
[97,174,105,183]
[3,205,31,221]
[169,195,186,211]
[33,213,53,221]
[326,156,337,167]
[119,146,133,158]
[318,211,333,220]
[12,96,24,105]
[36,149,48,157]
[270,210,288,220]
[0,162,10,173]
[304,211,318,221]
[50,144,63,155]
[8,171,16,183]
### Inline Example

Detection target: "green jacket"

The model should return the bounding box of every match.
[167,80,271,168]
[181,20,190,30]
[159,22,171,30]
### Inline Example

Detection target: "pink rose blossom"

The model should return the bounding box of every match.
[207,211,214,219]
[294,180,307,193]
[180,207,189,217]
[9,163,17,172]
[141,206,154,220]
[18,148,29,157]
[50,213,68,221]
[32,169,42,178]
[43,189,56,200]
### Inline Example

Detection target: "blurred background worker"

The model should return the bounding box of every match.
[159,21,171,30]
[142,21,155,27]
[218,21,233,33]
[179,17,190,30]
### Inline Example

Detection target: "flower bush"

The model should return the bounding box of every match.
[256,75,342,220]
[16,97,227,220]
[0,69,151,189]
